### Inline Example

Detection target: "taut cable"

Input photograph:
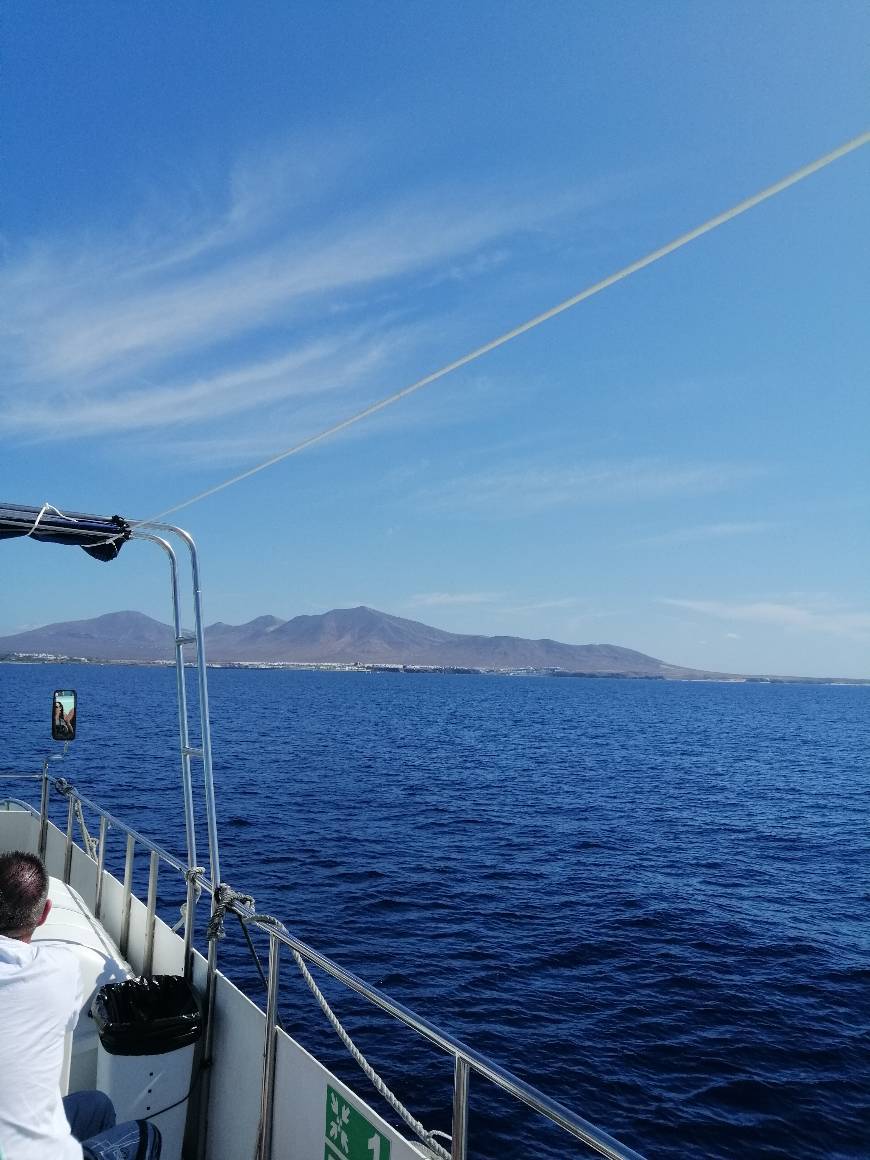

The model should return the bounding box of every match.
[118,128,869,531]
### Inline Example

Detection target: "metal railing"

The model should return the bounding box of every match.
[1,772,646,1160]
[1,772,202,975]
[242,903,647,1160]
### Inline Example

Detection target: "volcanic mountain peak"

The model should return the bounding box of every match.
[0,604,705,674]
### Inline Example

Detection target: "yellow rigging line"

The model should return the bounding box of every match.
[135,128,870,528]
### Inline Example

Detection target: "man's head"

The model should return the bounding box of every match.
[0,851,51,941]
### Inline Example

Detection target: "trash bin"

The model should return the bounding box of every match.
[92,976,202,1160]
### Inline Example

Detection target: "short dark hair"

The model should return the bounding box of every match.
[0,851,49,934]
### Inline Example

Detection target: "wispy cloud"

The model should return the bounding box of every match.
[505,597,583,612]
[0,140,621,455]
[405,593,617,628]
[15,198,526,385]
[417,459,765,515]
[640,520,780,545]
[661,598,870,639]
[407,591,502,607]
[2,331,396,439]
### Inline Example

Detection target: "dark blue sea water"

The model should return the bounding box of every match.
[1,665,868,1160]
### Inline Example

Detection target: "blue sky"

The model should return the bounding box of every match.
[1,3,868,676]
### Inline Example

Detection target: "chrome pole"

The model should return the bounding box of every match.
[143,524,220,887]
[120,834,135,959]
[451,1057,470,1160]
[183,870,197,982]
[63,794,75,883]
[130,525,222,1160]
[38,762,50,861]
[257,933,282,1160]
[143,850,159,978]
[184,533,220,888]
[132,534,197,875]
[94,816,108,920]
[196,927,220,1160]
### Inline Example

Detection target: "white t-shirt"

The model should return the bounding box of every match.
[0,934,83,1160]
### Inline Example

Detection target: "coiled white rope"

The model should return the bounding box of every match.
[129,128,869,530]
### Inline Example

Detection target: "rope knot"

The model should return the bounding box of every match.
[206,883,255,942]
[172,867,207,933]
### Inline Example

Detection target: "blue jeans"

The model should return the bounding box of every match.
[63,1091,161,1160]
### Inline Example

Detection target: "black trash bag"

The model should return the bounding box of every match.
[92,975,202,1057]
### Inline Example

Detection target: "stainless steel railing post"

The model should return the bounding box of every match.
[63,794,75,884]
[183,870,197,982]
[120,834,135,959]
[140,524,221,888]
[133,533,198,877]
[184,534,221,889]
[94,816,108,920]
[257,932,282,1160]
[143,850,159,978]
[451,1057,470,1160]
[38,763,50,861]
[196,921,220,1160]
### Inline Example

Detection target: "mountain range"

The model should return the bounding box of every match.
[0,606,708,677]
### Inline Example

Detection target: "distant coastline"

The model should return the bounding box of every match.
[2,652,868,686]
[1,606,867,684]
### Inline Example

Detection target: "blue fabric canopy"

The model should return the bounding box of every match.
[0,502,131,562]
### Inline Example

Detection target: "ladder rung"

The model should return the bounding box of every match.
[176,633,196,645]
[182,746,203,758]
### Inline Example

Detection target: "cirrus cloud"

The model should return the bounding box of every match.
[661,598,870,639]
[0,137,624,456]
[416,459,767,515]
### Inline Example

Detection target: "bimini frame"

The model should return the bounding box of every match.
[0,504,220,903]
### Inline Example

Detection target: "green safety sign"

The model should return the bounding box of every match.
[325,1085,391,1160]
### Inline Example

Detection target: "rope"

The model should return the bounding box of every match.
[206,885,450,1159]
[172,866,205,933]
[25,503,79,536]
[74,800,98,860]
[125,128,869,529]
[204,885,288,1022]
[288,946,452,1160]
[205,882,254,942]
[47,778,98,860]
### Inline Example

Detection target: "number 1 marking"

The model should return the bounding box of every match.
[367,1135,380,1160]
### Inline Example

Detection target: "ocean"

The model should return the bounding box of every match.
[1,664,868,1159]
